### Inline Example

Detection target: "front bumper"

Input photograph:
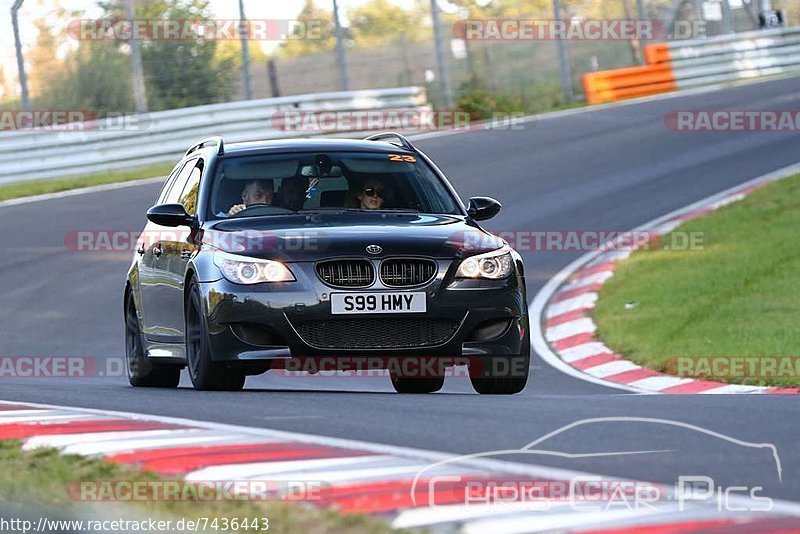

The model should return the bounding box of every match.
[198,260,529,367]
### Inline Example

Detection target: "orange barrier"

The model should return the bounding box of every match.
[582,44,675,104]
[645,43,671,65]
[584,27,800,104]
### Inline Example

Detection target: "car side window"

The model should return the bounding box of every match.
[178,161,204,216]
[156,162,186,205]
[163,158,198,205]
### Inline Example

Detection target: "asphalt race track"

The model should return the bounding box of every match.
[2,77,799,502]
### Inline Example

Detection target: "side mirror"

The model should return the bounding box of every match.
[146,204,195,227]
[467,197,502,221]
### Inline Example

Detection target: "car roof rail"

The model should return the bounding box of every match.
[364,132,416,152]
[186,136,224,157]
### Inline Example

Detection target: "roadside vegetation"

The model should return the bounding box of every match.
[0,441,394,533]
[594,173,800,388]
[0,164,172,202]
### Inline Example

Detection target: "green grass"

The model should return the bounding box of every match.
[594,173,800,388]
[0,441,395,533]
[0,163,173,202]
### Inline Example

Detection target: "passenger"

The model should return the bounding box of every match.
[228,179,274,216]
[358,179,387,210]
[276,177,310,211]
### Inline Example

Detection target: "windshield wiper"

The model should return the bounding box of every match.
[378,208,422,212]
[296,208,423,215]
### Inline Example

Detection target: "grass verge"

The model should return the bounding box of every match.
[0,440,394,533]
[0,163,173,202]
[594,173,800,388]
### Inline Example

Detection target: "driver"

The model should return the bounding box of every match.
[228,179,274,216]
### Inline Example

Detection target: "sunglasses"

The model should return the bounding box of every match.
[362,187,385,198]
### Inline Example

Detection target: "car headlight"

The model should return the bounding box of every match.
[455,246,514,280]
[213,251,295,284]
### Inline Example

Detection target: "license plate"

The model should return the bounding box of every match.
[331,292,426,315]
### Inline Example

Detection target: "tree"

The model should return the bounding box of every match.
[98,0,238,110]
[277,0,336,58]
[348,0,428,46]
[216,40,269,69]
[28,6,133,115]
[28,16,67,99]
[0,66,9,102]
[51,41,134,114]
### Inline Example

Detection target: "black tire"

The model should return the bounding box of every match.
[125,293,180,388]
[390,373,445,394]
[185,280,246,391]
[470,332,531,395]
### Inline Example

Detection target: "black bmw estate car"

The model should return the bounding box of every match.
[125,133,529,394]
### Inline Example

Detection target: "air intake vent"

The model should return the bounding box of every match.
[316,259,374,288]
[380,258,437,287]
[292,317,460,349]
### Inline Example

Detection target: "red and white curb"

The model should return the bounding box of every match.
[4,399,800,532]
[532,162,800,395]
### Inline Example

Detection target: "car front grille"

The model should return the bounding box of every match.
[292,317,460,349]
[316,260,374,288]
[380,258,437,287]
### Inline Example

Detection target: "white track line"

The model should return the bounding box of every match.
[560,343,614,363]
[545,293,599,319]
[545,318,597,342]
[64,434,269,456]
[0,177,165,208]
[0,409,49,417]
[23,429,191,450]
[628,376,694,391]
[703,384,769,394]
[0,412,100,424]
[565,270,615,290]
[461,507,664,534]
[243,463,441,485]
[392,501,576,530]
[583,361,641,378]
[185,455,392,482]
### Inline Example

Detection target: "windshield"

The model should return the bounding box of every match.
[207,151,462,220]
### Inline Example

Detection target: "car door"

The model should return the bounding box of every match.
[139,159,196,340]
[157,158,205,339]
[138,161,186,338]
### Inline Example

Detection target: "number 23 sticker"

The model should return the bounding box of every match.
[388,154,417,162]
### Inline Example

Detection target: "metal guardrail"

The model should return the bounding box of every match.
[0,87,428,184]
[583,26,800,104]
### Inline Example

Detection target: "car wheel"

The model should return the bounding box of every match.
[125,293,180,388]
[470,364,528,394]
[470,332,531,395]
[185,280,246,391]
[390,373,445,394]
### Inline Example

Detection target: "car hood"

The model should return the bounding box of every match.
[202,212,505,262]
